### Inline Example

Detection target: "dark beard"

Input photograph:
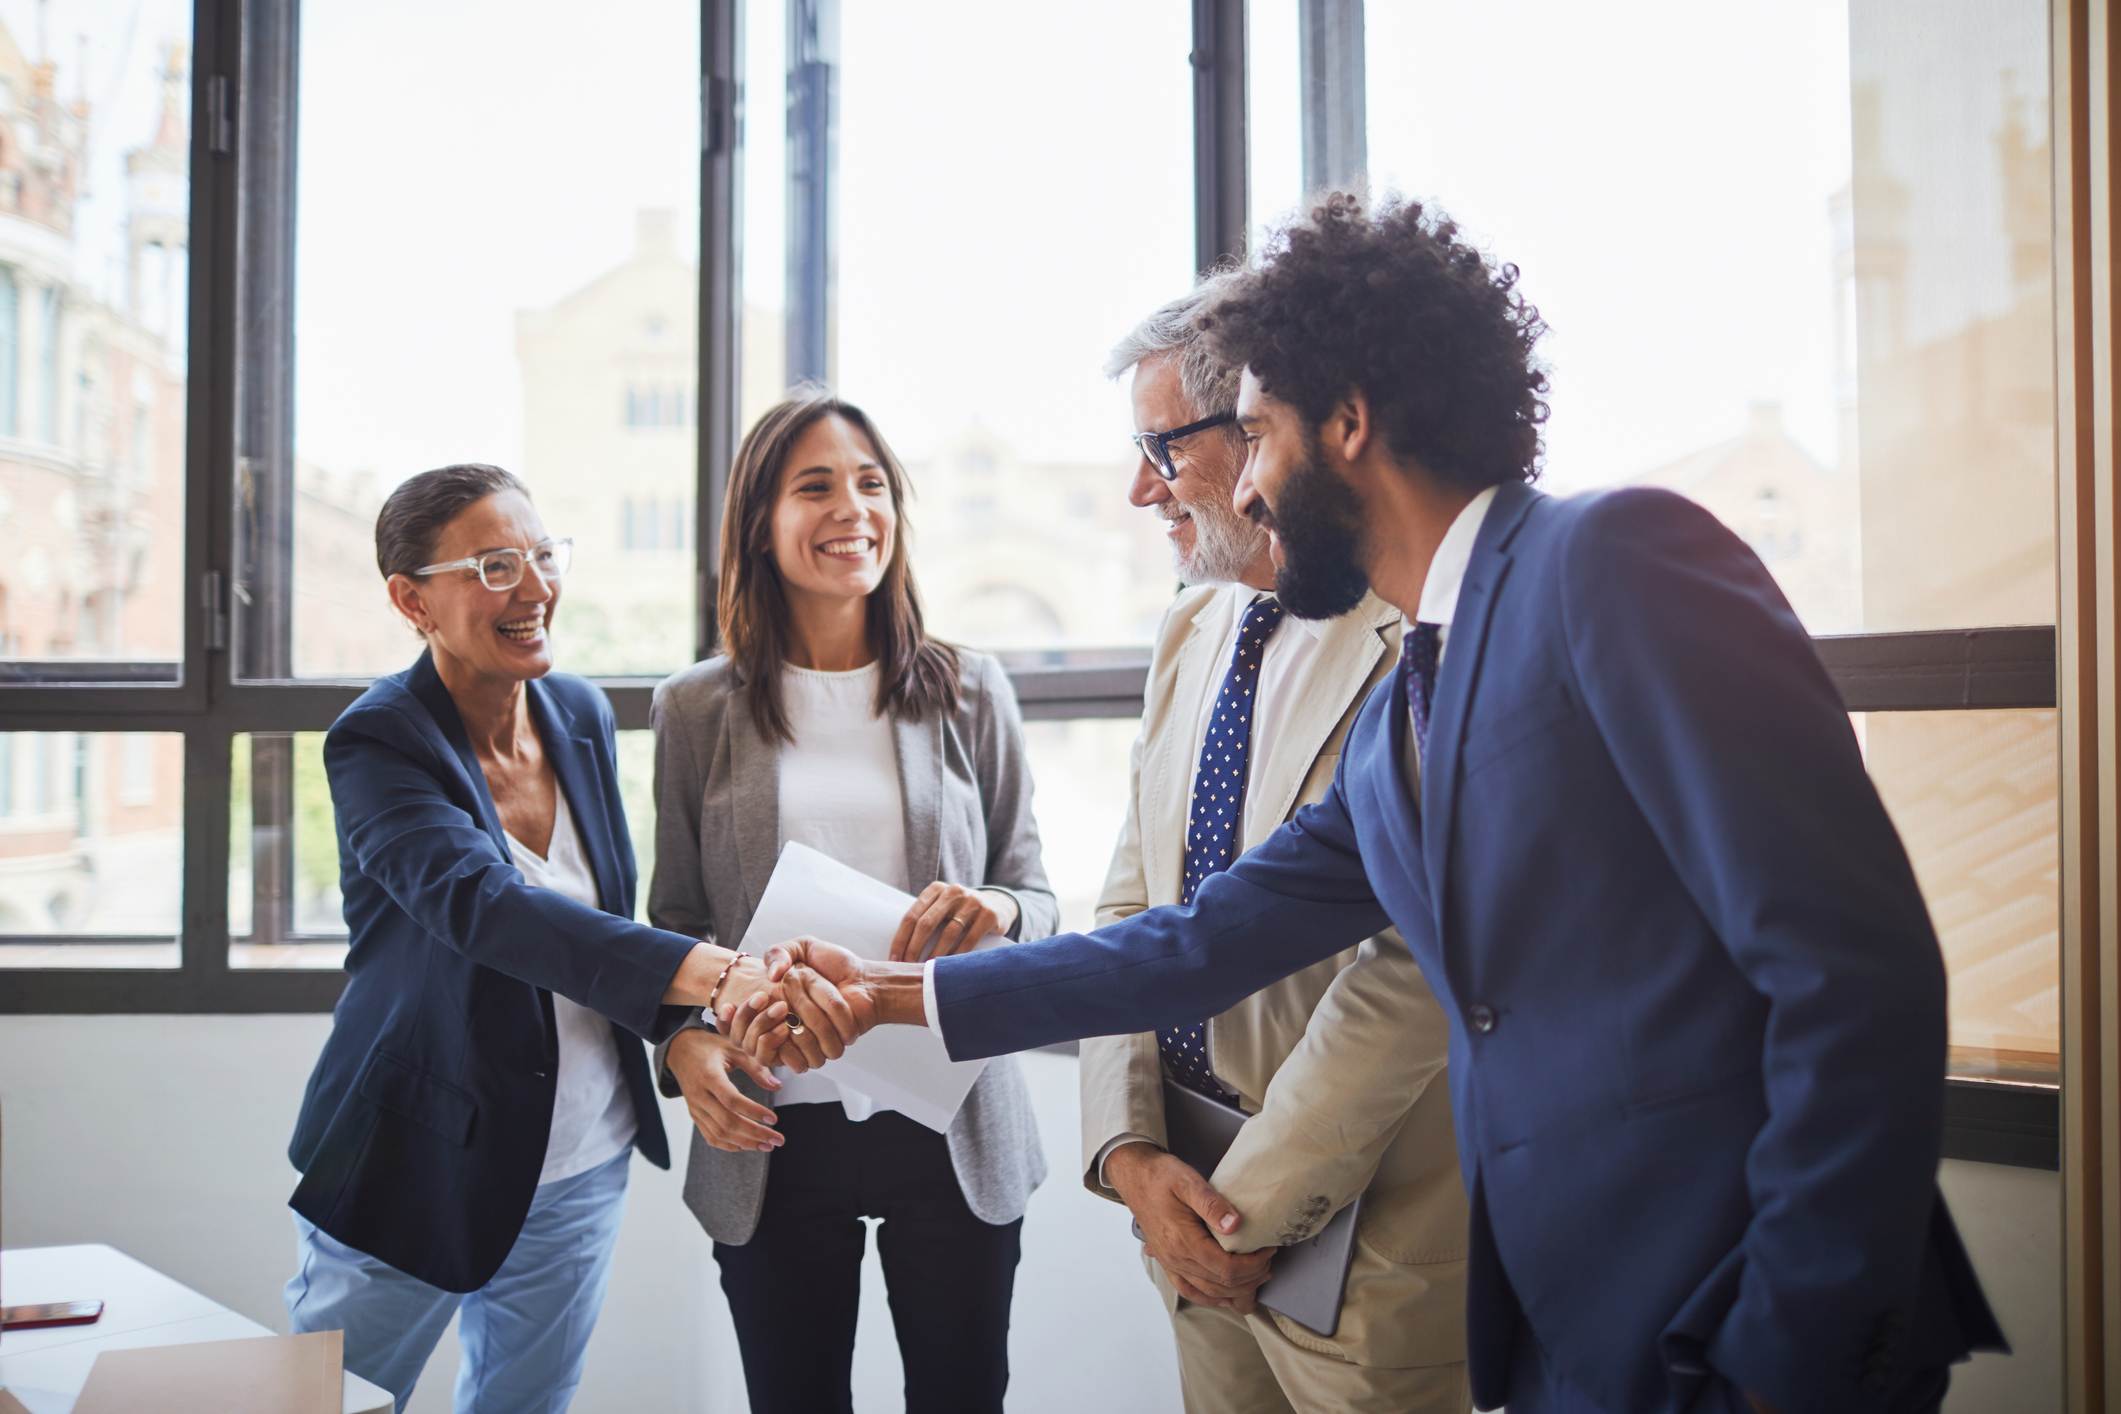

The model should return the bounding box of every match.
[1263,433,1371,619]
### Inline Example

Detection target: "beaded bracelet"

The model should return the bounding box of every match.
[705,952,746,1021]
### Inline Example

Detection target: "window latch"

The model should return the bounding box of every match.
[208,74,235,157]
[201,570,229,653]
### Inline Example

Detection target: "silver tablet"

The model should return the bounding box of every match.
[1133,1080,1365,1337]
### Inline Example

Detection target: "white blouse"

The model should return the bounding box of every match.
[770,662,911,1119]
[505,787,639,1185]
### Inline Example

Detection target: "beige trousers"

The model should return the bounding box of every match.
[1168,1297,1472,1414]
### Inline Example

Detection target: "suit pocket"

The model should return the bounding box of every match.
[1461,684,1581,778]
[1660,1241,1746,1411]
[359,1050,477,1146]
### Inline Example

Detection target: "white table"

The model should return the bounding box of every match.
[0,1244,391,1413]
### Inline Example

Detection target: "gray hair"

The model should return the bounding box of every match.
[1103,270,1244,422]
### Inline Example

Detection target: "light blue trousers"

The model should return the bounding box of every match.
[285,1148,630,1414]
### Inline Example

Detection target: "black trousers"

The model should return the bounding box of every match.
[713,1103,1023,1414]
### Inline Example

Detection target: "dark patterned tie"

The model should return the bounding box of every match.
[1159,595,1286,1103]
[1401,620,1443,759]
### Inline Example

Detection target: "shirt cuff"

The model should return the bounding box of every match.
[922,958,944,1037]
[1094,1134,1160,1190]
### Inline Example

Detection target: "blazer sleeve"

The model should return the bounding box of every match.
[1558,489,1948,1410]
[646,677,719,943]
[1207,928,1449,1253]
[970,653,1058,943]
[326,704,698,1040]
[1079,711,1168,1201]
[933,752,1389,1059]
[647,675,719,1094]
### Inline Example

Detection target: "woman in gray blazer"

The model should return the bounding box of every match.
[649,388,1053,1414]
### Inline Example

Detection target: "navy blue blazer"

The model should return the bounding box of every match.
[289,653,697,1293]
[934,483,2004,1411]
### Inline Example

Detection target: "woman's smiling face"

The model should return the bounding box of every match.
[767,412,897,609]
[398,490,562,683]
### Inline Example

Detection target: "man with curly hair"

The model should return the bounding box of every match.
[1082,273,1471,1413]
[765,193,2006,1414]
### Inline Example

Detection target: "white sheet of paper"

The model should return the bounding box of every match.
[735,842,997,1132]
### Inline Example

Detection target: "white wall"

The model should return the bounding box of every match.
[0,1016,2060,1412]
[0,1016,1178,1413]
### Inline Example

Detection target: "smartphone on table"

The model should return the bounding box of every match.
[0,1300,105,1331]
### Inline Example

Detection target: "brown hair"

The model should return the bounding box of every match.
[375,463,529,578]
[718,389,959,742]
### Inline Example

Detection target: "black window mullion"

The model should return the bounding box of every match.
[697,0,740,662]
[1192,0,1247,274]
[180,728,234,986]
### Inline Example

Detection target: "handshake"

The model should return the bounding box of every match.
[715,935,891,1072]
[666,880,1010,1153]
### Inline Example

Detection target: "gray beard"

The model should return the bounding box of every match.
[1173,503,1268,586]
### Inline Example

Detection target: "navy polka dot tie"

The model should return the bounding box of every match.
[1159,595,1285,1103]
[1401,621,1443,759]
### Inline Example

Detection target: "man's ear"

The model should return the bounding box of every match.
[1327,388,1375,469]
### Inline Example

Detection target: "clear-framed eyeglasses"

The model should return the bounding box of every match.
[410,537,574,592]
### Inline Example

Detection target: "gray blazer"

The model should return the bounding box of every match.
[648,648,1054,1244]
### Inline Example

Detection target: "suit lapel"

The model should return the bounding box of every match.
[1150,596,1228,897]
[1422,482,1538,918]
[407,651,509,850]
[528,680,625,917]
[1376,645,1426,873]
[1247,596,1395,846]
[893,708,944,890]
[725,676,783,913]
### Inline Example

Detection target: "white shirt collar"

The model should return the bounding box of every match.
[1413,485,1500,629]
[1223,582,1330,641]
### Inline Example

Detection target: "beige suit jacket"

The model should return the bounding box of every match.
[1080,585,1469,1370]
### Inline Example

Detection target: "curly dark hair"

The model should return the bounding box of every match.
[1199,192,1550,489]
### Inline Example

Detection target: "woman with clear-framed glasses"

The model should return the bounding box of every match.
[281,463,856,1412]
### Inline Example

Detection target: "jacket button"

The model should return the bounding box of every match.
[533,1069,550,1079]
[1469,1005,1497,1034]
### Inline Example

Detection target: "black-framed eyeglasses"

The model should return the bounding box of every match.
[1131,411,1236,481]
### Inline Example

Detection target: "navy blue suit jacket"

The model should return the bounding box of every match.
[935,483,2003,1411]
[289,654,697,1293]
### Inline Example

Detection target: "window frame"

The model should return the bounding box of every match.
[0,0,2065,1171]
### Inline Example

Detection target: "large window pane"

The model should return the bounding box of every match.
[1019,718,1140,934]
[229,731,343,967]
[263,0,701,683]
[0,730,180,966]
[1363,0,2053,637]
[743,1,1194,655]
[0,2,191,681]
[1246,0,1304,253]
[1858,710,2059,1082]
[231,727,660,970]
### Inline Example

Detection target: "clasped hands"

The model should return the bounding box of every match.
[667,883,1014,1153]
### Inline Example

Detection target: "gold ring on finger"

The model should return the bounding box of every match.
[785,1017,807,1036]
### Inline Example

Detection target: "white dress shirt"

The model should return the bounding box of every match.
[1092,586,1330,1180]
[1404,484,1499,776]
[922,487,1502,1045]
[1186,587,1334,843]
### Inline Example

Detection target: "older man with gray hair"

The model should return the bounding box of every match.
[1079,275,1472,1412]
